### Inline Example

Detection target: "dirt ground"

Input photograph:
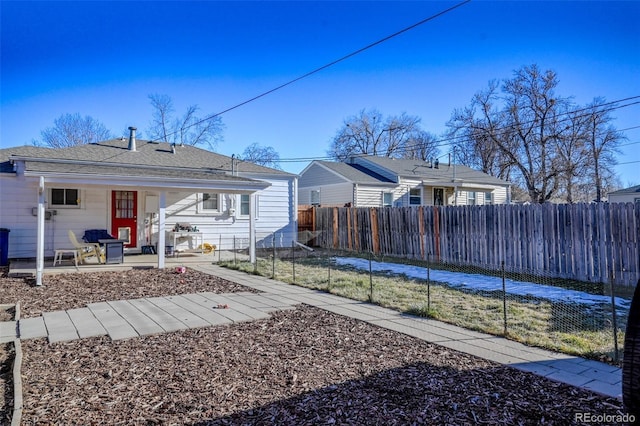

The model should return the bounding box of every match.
[0,267,627,425]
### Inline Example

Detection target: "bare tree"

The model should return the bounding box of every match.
[401,130,440,161]
[447,81,515,180]
[148,94,224,149]
[582,98,624,202]
[241,143,282,169]
[36,113,112,148]
[447,65,570,203]
[328,109,422,160]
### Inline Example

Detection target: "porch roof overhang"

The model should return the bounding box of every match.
[19,159,271,193]
[422,180,510,191]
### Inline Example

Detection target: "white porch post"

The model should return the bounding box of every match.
[157,191,166,269]
[249,193,256,264]
[36,176,45,286]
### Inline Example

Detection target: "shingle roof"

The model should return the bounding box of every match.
[608,185,640,195]
[357,156,510,186]
[2,140,293,177]
[315,161,395,184]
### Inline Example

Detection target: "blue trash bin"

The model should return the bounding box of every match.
[0,228,9,266]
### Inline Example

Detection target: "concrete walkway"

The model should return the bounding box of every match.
[2,264,622,400]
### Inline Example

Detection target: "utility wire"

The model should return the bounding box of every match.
[273,96,640,163]
[156,0,472,142]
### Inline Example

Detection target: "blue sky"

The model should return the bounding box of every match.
[2,1,639,185]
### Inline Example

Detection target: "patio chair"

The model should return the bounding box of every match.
[68,230,104,264]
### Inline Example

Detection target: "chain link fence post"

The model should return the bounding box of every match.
[502,261,508,336]
[218,235,222,263]
[327,248,332,291]
[610,269,620,363]
[253,233,258,274]
[369,251,373,303]
[272,234,276,279]
[427,252,431,312]
[233,236,237,266]
[292,240,296,284]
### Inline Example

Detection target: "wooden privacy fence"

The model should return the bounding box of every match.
[309,202,640,287]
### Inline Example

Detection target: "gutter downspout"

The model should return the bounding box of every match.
[36,176,45,286]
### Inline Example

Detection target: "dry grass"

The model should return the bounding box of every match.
[222,255,625,363]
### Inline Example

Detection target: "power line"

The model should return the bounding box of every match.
[272,96,640,163]
[156,0,472,142]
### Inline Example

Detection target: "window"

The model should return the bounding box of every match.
[202,193,219,210]
[50,188,79,206]
[197,193,220,213]
[485,191,494,205]
[409,188,421,206]
[433,188,444,206]
[310,190,320,206]
[467,191,477,205]
[240,194,250,216]
[382,192,393,207]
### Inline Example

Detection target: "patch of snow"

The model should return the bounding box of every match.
[334,257,631,310]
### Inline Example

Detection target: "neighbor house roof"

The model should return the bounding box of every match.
[355,155,510,187]
[608,185,640,195]
[313,160,395,185]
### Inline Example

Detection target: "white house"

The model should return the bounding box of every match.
[0,128,297,278]
[608,185,640,204]
[298,155,511,207]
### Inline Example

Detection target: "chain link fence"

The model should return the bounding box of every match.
[214,231,633,366]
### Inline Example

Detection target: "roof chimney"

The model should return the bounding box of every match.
[434,159,439,169]
[128,126,137,151]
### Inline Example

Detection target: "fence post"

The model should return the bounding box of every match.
[502,261,508,336]
[233,236,237,265]
[218,235,222,263]
[292,240,296,284]
[327,248,332,290]
[272,234,276,279]
[609,269,620,363]
[369,251,373,303]
[253,234,258,274]
[427,252,431,312]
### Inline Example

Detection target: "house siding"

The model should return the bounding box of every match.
[298,163,347,187]
[298,182,353,206]
[0,174,296,258]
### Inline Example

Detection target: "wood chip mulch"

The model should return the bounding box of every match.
[0,267,628,425]
[0,267,256,318]
[13,306,623,425]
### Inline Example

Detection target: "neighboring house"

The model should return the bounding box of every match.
[298,156,511,207]
[608,185,640,204]
[0,128,297,273]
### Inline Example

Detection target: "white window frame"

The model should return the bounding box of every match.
[310,189,321,206]
[198,192,221,214]
[409,187,422,206]
[49,188,81,208]
[382,192,393,207]
[237,194,258,218]
[485,191,494,205]
[468,191,477,205]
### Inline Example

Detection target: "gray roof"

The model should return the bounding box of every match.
[315,161,395,184]
[608,185,640,195]
[357,155,510,186]
[1,140,293,177]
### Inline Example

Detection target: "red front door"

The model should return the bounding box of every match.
[111,191,137,248]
